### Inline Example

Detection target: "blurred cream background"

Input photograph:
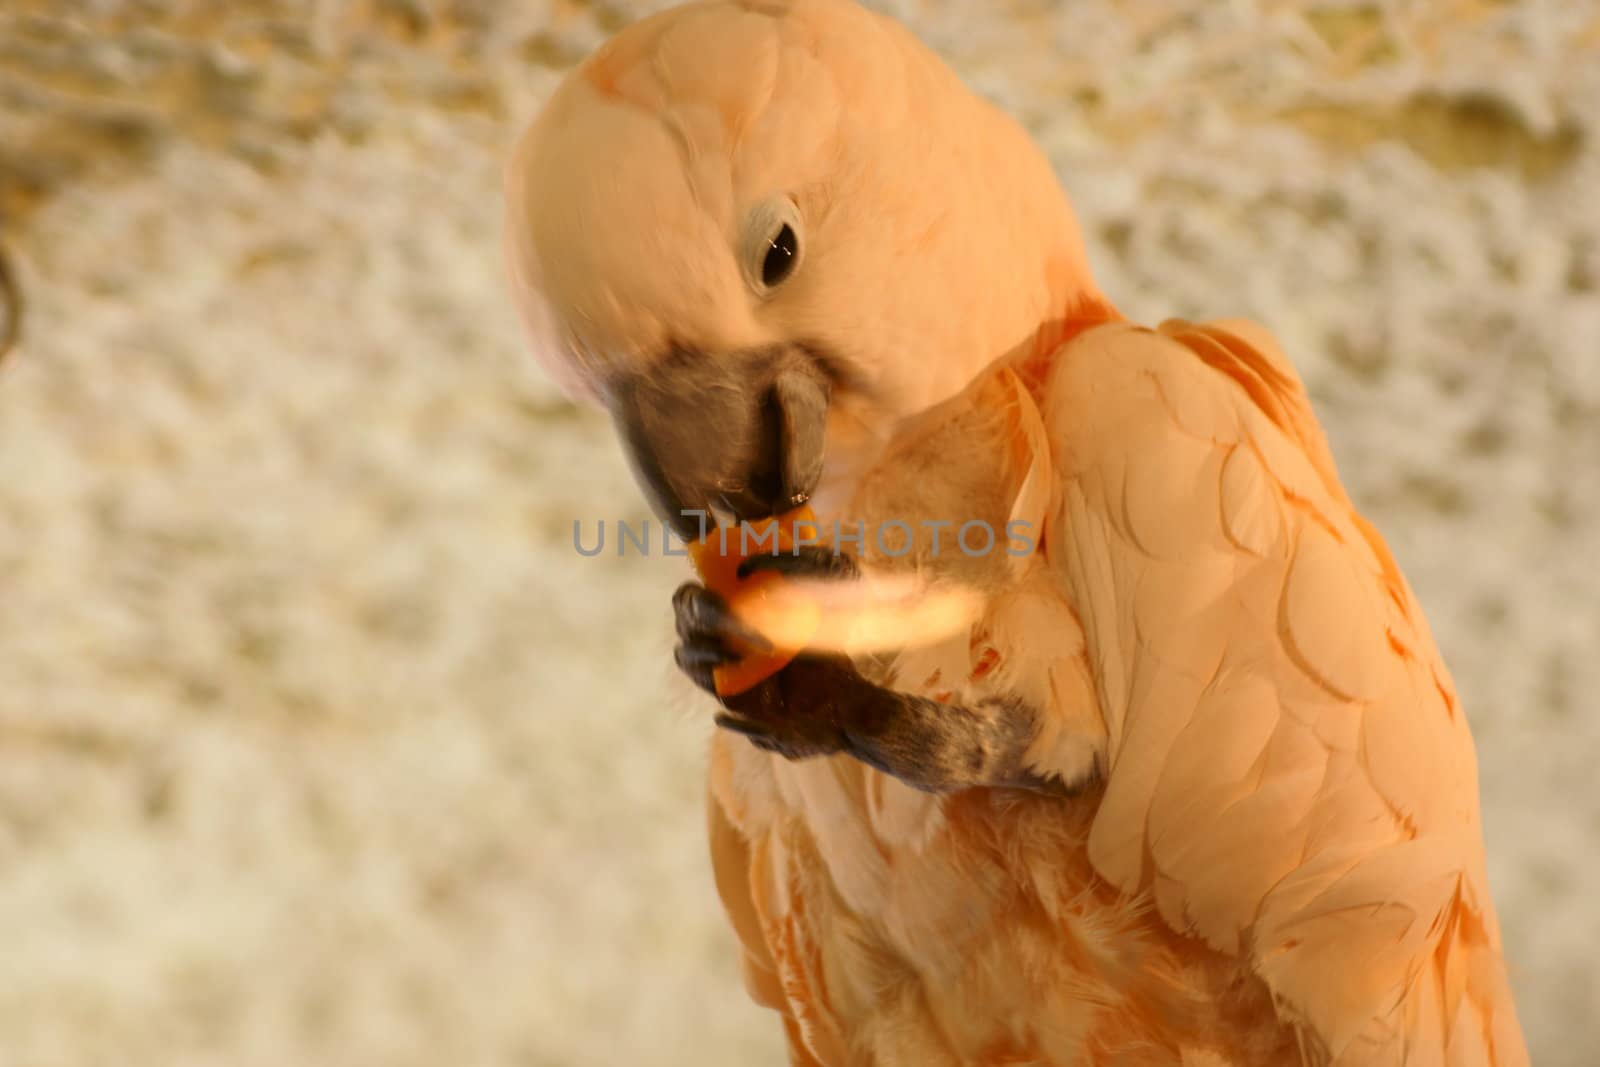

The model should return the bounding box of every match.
[0,1,1596,1064]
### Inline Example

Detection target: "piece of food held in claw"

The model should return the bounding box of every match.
[685,504,820,696]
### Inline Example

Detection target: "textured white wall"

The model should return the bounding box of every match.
[0,1,1595,1064]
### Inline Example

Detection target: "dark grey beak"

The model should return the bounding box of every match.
[610,345,830,539]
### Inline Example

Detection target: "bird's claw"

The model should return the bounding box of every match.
[671,582,772,694]
[710,656,862,762]
[671,578,860,760]
[735,543,859,581]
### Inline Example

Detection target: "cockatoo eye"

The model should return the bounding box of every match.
[742,197,804,296]
[763,224,798,287]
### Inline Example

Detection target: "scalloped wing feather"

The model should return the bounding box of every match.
[1041,321,1528,1066]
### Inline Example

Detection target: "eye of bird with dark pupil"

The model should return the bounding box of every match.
[762,223,798,287]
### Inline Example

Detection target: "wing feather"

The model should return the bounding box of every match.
[1040,321,1528,1066]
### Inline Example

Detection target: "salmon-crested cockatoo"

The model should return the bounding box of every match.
[503,1,1529,1063]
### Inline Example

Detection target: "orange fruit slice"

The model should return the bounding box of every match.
[686,505,822,697]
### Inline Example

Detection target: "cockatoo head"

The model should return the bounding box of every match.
[505,0,1108,531]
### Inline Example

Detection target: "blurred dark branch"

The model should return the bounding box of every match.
[0,242,18,364]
